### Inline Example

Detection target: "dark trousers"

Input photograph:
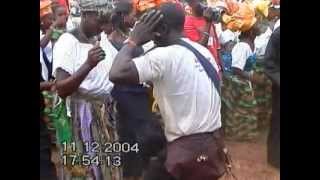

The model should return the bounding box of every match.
[112,88,165,177]
[267,86,280,169]
[40,140,57,180]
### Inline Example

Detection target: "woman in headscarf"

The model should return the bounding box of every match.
[40,0,55,81]
[220,0,267,140]
[252,1,276,130]
[106,2,166,180]
[41,0,69,81]
[52,0,118,179]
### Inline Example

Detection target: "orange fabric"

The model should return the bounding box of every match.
[222,0,257,32]
[225,0,239,14]
[40,0,52,18]
[133,0,180,13]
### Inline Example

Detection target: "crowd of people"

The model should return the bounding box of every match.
[40,0,280,180]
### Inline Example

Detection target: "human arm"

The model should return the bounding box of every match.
[40,81,54,91]
[109,10,163,84]
[54,40,106,98]
[232,67,251,80]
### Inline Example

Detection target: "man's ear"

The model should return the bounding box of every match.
[155,23,168,35]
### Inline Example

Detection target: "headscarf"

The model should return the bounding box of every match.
[222,0,257,32]
[253,0,271,18]
[133,0,179,13]
[78,0,113,15]
[40,0,52,18]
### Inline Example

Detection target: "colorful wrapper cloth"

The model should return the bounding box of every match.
[222,0,257,32]
[40,0,52,18]
[133,0,180,13]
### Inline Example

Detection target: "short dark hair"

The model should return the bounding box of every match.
[158,3,185,32]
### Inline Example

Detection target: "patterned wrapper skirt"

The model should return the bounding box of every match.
[253,58,272,129]
[221,74,259,141]
[56,96,122,180]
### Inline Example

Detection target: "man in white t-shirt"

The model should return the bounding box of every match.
[109,3,227,180]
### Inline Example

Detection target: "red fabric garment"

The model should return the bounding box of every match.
[57,0,69,12]
[184,16,222,75]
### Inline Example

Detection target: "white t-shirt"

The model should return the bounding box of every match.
[254,27,272,56]
[40,48,49,81]
[231,42,253,71]
[133,38,221,142]
[100,32,118,59]
[52,33,114,99]
[40,31,53,62]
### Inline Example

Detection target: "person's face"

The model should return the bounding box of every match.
[41,13,54,30]
[187,0,203,16]
[82,11,102,37]
[101,23,113,35]
[55,7,68,28]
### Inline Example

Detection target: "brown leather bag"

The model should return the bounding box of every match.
[164,129,235,180]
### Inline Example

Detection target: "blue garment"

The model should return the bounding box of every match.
[220,51,233,76]
[221,51,257,75]
[244,54,257,72]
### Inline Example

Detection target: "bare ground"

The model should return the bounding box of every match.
[221,130,279,180]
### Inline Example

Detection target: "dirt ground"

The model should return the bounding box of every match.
[221,130,280,180]
[51,130,280,180]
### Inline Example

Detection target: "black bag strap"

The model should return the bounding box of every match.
[176,39,221,95]
[41,49,53,80]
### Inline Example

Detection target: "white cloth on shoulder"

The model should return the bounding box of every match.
[231,42,253,71]
[219,29,236,45]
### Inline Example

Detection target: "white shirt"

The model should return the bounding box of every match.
[133,38,221,142]
[40,31,53,63]
[231,42,253,71]
[100,32,118,60]
[274,19,280,31]
[219,29,236,45]
[254,27,272,56]
[40,48,49,81]
[52,33,114,99]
